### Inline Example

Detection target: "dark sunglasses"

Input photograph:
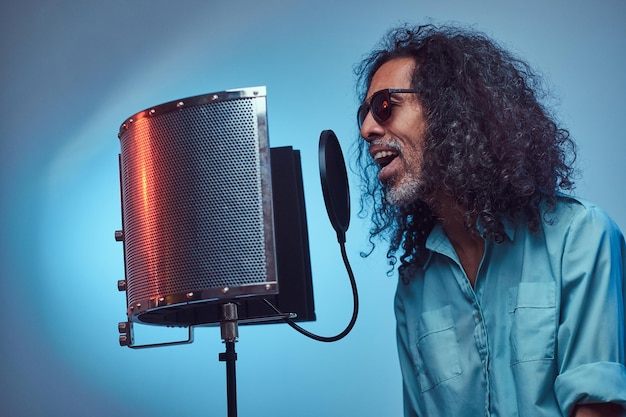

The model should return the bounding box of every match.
[357,88,418,129]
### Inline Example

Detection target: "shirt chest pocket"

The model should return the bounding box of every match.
[412,305,462,392]
[507,282,557,365]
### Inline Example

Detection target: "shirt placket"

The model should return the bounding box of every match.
[427,227,493,416]
[449,244,492,417]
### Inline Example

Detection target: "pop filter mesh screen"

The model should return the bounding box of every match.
[118,87,277,323]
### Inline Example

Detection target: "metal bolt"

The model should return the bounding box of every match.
[119,335,130,347]
[118,322,129,333]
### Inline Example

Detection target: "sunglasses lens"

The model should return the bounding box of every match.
[357,90,396,128]
[357,104,369,128]
[371,91,392,123]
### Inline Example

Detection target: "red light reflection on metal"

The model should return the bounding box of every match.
[131,118,162,301]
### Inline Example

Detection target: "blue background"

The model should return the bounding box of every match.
[1,1,624,416]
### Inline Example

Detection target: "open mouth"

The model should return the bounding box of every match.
[373,150,399,169]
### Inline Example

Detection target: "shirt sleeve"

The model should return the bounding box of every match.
[553,202,626,416]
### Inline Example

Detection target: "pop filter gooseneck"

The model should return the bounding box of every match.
[264,129,359,342]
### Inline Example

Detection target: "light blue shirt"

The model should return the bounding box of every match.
[395,196,626,416]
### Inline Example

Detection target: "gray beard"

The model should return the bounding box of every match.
[384,174,422,206]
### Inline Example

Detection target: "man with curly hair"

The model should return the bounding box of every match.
[355,24,626,416]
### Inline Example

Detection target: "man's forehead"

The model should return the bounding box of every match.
[367,57,416,96]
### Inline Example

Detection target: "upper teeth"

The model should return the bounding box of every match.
[374,150,396,161]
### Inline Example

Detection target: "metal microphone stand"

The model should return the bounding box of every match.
[219,303,239,417]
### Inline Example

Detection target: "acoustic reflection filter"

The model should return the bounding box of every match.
[117,87,278,325]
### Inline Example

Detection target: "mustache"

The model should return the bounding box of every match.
[369,139,402,152]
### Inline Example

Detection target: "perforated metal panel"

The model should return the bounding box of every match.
[117,87,278,324]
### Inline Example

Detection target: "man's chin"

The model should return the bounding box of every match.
[384,188,419,207]
[383,178,423,207]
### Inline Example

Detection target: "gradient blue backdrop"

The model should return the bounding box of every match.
[1,1,624,416]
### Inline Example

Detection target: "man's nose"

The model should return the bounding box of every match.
[360,111,384,142]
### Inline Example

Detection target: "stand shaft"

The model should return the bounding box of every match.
[222,341,238,417]
[219,303,239,417]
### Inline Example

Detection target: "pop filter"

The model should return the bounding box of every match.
[271,129,357,344]
[318,130,350,243]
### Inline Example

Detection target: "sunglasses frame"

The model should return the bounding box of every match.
[357,88,418,129]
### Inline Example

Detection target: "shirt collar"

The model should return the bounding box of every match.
[421,217,516,269]
[476,217,516,242]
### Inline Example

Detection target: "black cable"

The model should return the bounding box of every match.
[263,241,358,342]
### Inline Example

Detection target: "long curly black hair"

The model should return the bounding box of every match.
[354,24,577,273]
